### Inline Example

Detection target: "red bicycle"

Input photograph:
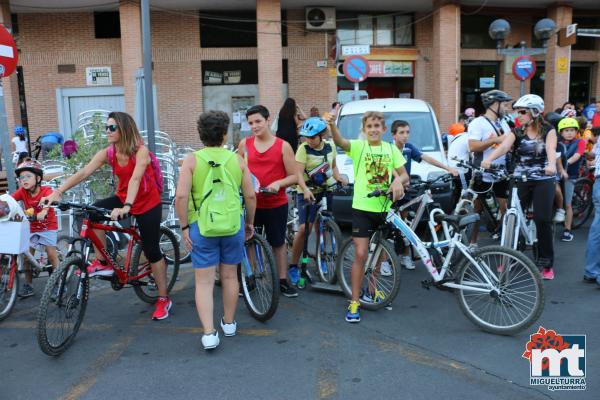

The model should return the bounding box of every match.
[36,202,180,356]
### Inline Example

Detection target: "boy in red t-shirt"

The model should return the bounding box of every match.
[11,159,60,298]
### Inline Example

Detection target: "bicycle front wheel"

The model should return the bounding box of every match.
[37,255,89,356]
[315,218,342,284]
[454,245,544,335]
[0,255,19,321]
[336,237,400,311]
[131,227,180,304]
[238,235,279,322]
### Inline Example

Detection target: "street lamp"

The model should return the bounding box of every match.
[489,18,556,96]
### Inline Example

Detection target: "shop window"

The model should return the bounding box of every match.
[572,17,599,51]
[94,12,120,39]
[200,11,257,48]
[530,62,545,99]
[202,60,258,86]
[10,14,18,35]
[461,15,496,49]
[337,12,414,46]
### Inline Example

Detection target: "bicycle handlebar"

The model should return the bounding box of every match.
[54,202,123,220]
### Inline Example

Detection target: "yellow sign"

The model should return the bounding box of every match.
[557,57,569,74]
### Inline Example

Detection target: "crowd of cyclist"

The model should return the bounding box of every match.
[4,89,600,350]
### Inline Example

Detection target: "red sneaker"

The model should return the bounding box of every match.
[542,268,555,280]
[77,259,113,277]
[152,297,172,320]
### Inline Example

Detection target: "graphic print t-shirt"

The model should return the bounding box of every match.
[348,140,405,212]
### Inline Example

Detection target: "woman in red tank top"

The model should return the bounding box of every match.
[238,105,298,298]
[42,111,172,320]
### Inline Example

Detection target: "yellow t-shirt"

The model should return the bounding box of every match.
[295,140,337,194]
[348,140,405,212]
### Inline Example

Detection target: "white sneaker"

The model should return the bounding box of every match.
[220,317,237,337]
[553,208,566,223]
[201,331,220,350]
[401,255,415,270]
[380,261,392,276]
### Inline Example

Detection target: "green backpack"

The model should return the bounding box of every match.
[192,151,241,237]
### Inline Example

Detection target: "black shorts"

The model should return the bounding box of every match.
[93,196,164,263]
[254,204,288,248]
[472,178,509,199]
[351,208,386,238]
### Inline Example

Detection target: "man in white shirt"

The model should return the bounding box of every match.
[467,90,513,246]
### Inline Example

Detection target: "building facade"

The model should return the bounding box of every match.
[1,0,599,147]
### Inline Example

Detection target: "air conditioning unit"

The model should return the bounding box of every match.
[305,7,336,31]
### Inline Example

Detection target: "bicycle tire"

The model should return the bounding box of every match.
[455,204,476,245]
[238,235,279,322]
[336,237,401,311]
[165,223,191,264]
[454,245,544,335]
[36,255,89,356]
[315,218,342,284]
[502,213,518,250]
[130,227,180,304]
[572,178,594,229]
[0,255,19,321]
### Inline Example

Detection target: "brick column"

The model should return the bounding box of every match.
[432,0,460,132]
[256,0,283,118]
[544,5,572,112]
[119,1,142,116]
[0,0,21,132]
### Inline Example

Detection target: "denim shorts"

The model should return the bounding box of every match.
[189,221,244,268]
[564,178,576,205]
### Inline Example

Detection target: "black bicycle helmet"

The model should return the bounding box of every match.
[544,112,562,130]
[481,90,512,108]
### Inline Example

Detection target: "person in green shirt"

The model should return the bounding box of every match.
[288,117,348,285]
[328,110,409,323]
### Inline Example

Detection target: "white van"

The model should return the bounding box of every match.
[332,98,452,223]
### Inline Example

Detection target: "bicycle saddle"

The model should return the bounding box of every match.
[434,213,479,228]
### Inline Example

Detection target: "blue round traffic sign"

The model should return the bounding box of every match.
[512,55,537,81]
[343,55,369,83]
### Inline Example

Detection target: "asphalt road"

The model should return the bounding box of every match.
[1,223,597,400]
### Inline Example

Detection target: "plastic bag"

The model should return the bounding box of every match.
[0,194,26,222]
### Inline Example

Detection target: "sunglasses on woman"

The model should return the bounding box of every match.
[105,124,118,132]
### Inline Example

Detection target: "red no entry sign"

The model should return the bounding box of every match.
[0,25,18,78]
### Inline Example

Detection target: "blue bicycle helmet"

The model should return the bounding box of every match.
[14,125,26,135]
[299,117,328,137]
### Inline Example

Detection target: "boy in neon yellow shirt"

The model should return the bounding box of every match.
[328,110,409,323]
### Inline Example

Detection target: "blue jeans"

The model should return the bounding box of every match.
[584,179,600,283]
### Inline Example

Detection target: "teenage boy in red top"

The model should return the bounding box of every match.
[238,105,298,297]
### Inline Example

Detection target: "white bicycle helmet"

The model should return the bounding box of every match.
[513,94,545,116]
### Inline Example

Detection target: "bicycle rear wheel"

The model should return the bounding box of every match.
[572,178,594,229]
[454,245,544,335]
[37,255,89,356]
[336,237,400,311]
[0,255,19,321]
[238,235,279,322]
[315,218,342,284]
[131,227,180,304]
[165,223,191,264]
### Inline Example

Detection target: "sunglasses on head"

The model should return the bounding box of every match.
[105,124,118,132]
[516,110,529,115]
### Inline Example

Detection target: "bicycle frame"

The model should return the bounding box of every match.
[500,180,535,249]
[79,217,149,284]
[381,208,500,294]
